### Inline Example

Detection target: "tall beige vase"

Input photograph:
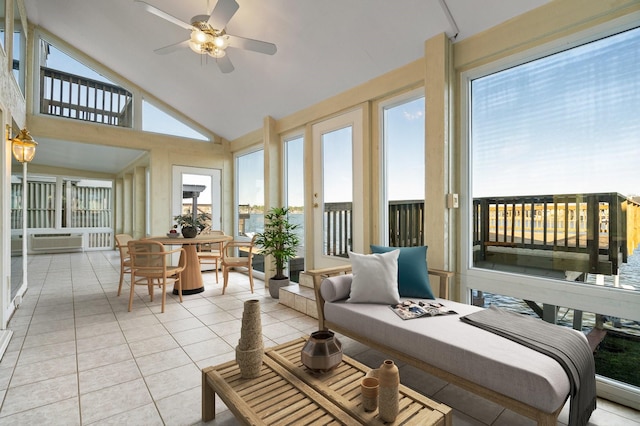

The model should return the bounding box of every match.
[378,359,399,422]
[236,299,263,378]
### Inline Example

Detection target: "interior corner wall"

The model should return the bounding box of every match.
[424,33,452,288]
[122,173,133,236]
[133,166,146,240]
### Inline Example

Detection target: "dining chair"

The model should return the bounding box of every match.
[115,233,133,296]
[127,240,186,313]
[197,230,225,283]
[221,234,258,294]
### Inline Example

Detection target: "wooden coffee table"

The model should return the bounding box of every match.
[202,337,452,425]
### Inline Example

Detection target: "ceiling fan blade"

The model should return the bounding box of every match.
[227,35,277,55]
[216,54,235,73]
[154,40,189,55]
[208,0,239,30]
[135,0,193,30]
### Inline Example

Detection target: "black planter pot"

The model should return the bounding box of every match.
[181,226,198,238]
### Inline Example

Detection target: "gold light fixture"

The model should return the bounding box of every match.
[7,125,38,163]
[187,19,230,58]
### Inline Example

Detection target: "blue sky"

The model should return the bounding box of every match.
[471,26,640,198]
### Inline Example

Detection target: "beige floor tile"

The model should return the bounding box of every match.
[22,328,76,349]
[172,326,217,347]
[77,344,133,372]
[79,378,153,424]
[155,385,203,426]
[121,323,170,344]
[87,403,163,426]
[79,359,142,395]
[144,363,200,401]
[185,303,225,316]
[16,341,76,366]
[10,354,77,387]
[161,317,206,334]
[0,397,80,426]
[192,311,236,326]
[25,317,75,337]
[136,347,192,376]
[182,337,235,362]
[261,322,301,340]
[117,313,160,331]
[76,331,127,354]
[207,319,241,337]
[1,374,78,417]
[75,321,122,340]
[128,334,180,358]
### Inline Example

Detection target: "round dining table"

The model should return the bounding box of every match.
[148,233,233,295]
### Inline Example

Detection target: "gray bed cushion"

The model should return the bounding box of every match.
[321,278,571,413]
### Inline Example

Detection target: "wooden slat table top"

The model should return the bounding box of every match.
[266,338,451,426]
[202,338,451,426]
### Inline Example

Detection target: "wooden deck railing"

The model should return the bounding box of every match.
[473,192,640,275]
[323,200,425,256]
[39,67,133,127]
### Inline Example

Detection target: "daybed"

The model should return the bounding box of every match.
[307,265,571,426]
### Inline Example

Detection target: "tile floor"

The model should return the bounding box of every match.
[0,250,639,425]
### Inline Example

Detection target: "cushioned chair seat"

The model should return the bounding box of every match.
[321,276,572,414]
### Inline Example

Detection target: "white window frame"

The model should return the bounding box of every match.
[459,13,640,406]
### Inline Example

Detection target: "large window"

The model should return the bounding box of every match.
[463,22,640,400]
[284,135,304,282]
[236,149,264,237]
[381,93,425,247]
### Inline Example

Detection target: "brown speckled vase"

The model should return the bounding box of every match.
[378,359,399,422]
[236,300,263,378]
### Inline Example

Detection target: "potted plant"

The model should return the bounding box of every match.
[255,207,301,298]
[174,211,210,238]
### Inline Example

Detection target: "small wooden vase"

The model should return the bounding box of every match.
[236,300,263,378]
[378,359,399,422]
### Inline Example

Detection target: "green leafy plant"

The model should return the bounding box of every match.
[173,211,210,232]
[256,207,301,280]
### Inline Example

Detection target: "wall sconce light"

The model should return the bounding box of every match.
[7,124,38,296]
[7,125,38,163]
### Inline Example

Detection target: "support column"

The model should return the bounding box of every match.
[424,33,454,297]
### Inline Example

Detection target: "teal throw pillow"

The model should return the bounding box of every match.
[370,245,434,299]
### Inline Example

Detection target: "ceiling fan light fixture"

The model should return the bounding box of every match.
[188,40,205,54]
[213,35,228,49]
[209,48,226,59]
[190,29,210,44]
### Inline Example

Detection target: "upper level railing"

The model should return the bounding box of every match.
[473,192,640,276]
[39,67,133,127]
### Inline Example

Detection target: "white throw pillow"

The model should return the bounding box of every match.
[347,250,401,304]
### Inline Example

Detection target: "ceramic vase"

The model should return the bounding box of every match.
[378,359,399,422]
[236,299,263,378]
[300,330,343,372]
[360,377,379,412]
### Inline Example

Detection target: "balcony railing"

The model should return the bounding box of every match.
[473,193,640,276]
[39,67,133,127]
[324,200,425,256]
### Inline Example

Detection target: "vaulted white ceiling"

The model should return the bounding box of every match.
[22,0,549,173]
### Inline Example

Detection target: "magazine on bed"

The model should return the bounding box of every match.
[390,300,457,320]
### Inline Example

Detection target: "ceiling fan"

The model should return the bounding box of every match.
[135,0,277,73]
